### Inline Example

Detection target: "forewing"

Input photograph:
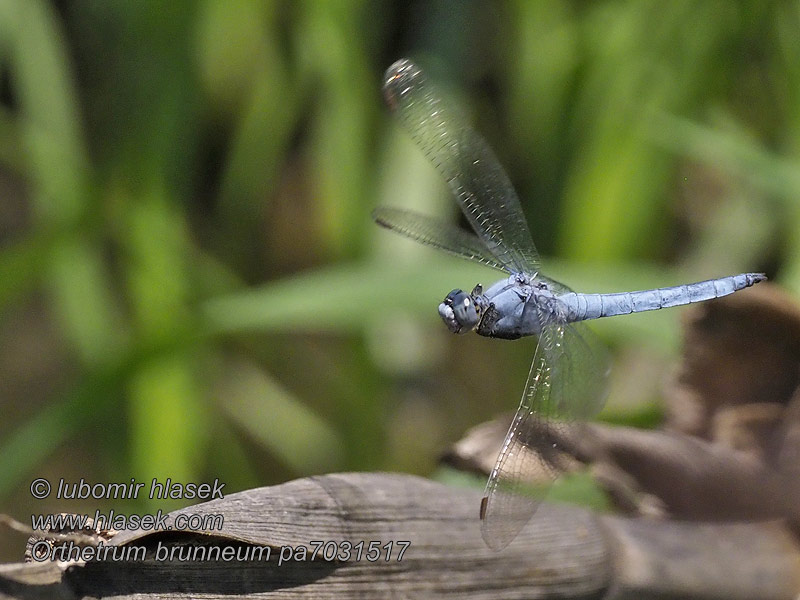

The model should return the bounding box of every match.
[372,206,510,273]
[383,59,540,274]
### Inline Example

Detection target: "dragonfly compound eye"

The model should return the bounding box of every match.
[438,289,480,334]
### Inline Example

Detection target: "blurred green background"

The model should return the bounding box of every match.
[0,0,796,561]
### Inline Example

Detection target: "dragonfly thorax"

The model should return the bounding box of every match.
[474,275,559,340]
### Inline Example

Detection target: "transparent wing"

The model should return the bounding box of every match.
[372,206,511,273]
[540,320,611,424]
[480,301,610,549]
[480,337,554,550]
[383,59,540,274]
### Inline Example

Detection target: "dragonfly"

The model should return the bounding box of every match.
[373,58,766,550]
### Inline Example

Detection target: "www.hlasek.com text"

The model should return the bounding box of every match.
[31,510,224,533]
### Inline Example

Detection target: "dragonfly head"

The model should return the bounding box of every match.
[439,288,483,334]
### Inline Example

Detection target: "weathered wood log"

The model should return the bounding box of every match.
[2,472,799,599]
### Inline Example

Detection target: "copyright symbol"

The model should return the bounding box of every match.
[29,540,51,562]
[30,478,51,499]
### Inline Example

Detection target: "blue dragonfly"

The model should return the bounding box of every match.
[373,59,766,550]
